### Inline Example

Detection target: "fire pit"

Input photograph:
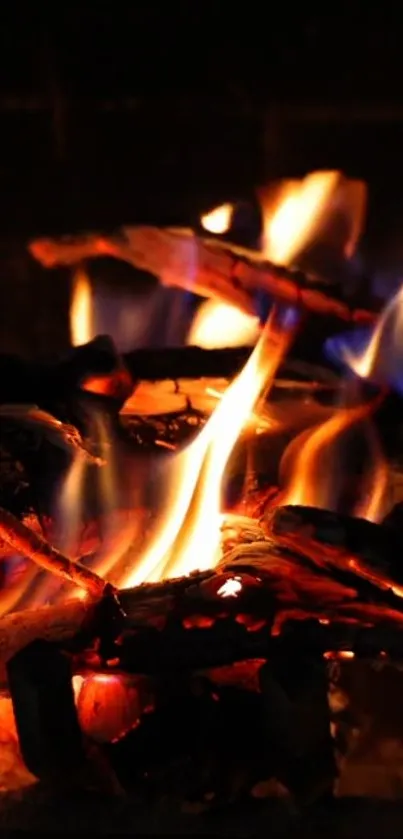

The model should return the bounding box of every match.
[1,171,403,834]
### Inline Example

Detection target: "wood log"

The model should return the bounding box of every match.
[83,535,403,672]
[122,347,339,386]
[2,515,403,685]
[0,599,92,684]
[0,507,109,598]
[267,505,403,595]
[29,227,377,324]
[3,551,403,689]
[0,335,133,410]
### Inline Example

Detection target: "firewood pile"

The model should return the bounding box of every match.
[0,330,402,813]
[1,214,403,829]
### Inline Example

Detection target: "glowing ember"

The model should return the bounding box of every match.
[75,673,143,743]
[70,268,94,346]
[187,299,260,349]
[201,203,233,234]
[324,650,355,661]
[217,577,242,598]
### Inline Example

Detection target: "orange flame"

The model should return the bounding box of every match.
[187,299,260,349]
[121,305,297,587]
[281,397,387,523]
[259,171,366,267]
[261,171,340,265]
[353,423,389,523]
[70,268,94,346]
[201,203,233,234]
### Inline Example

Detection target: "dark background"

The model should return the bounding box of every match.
[1,6,403,357]
[0,6,403,234]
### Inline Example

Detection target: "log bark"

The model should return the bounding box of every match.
[267,505,403,596]
[29,227,376,323]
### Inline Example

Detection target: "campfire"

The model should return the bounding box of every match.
[2,169,403,815]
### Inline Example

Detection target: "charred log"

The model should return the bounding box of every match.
[268,505,403,593]
[29,227,377,324]
[0,335,132,412]
[3,512,403,690]
[0,337,337,403]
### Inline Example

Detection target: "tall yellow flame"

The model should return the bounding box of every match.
[121,305,297,587]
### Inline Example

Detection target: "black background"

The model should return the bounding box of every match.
[0,6,402,234]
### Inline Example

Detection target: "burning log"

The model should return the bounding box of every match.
[0,600,91,685]
[268,505,403,596]
[0,335,133,411]
[5,528,403,803]
[29,227,376,324]
[0,336,134,520]
[2,505,403,686]
[3,545,403,690]
[124,345,251,381]
[122,347,339,387]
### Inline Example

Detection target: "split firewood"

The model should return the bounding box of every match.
[29,227,376,324]
[0,507,109,598]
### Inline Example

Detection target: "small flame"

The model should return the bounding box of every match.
[342,285,403,381]
[70,268,94,346]
[259,171,366,269]
[217,577,242,597]
[354,424,389,523]
[201,203,233,234]
[261,171,341,265]
[121,304,297,587]
[187,300,260,349]
[282,397,387,522]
